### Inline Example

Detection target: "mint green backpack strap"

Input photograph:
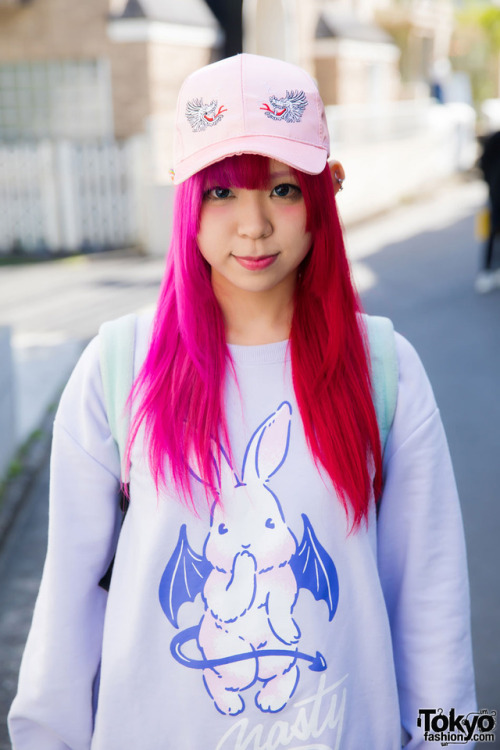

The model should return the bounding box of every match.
[363,314,399,451]
[99,313,137,480]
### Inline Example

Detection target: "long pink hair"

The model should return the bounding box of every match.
[128,154,382,527]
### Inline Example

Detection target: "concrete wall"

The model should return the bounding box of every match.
[0,327,15,481]
[0,0,151,139]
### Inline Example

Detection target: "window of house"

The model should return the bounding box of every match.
[0,58,113,140]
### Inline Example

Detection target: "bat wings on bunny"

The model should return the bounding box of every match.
[158,402,339,715]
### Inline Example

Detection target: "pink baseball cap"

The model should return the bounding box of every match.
[172,53,330,184]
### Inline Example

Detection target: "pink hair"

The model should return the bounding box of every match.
[128,154,382,527]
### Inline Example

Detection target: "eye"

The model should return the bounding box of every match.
[271,183,301,199]
[265,518,275,529]
[204,186,233,200]
[218,523,228,535]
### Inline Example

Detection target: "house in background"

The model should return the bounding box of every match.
[245,0,455,105]
[0,0,465,254]
[245,0,400,107]
[0,0,222,254]
[0,0,220,142]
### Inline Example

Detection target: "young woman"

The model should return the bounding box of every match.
[9,53,476,750]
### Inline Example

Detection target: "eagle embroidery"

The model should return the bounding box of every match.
[260,90,308,123]
[185,98,227,132]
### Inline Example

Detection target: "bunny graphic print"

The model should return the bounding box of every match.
[159,402,339,716]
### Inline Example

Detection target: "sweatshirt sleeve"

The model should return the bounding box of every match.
[8,336,122,750]
[377,333,477,748]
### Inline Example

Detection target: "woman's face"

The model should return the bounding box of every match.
[196,159,312,298]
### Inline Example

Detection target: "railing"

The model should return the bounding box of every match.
[0,137,147,255]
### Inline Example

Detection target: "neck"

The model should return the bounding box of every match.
[212,273,296,345]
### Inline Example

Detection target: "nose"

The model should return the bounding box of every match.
[237,194,272,240]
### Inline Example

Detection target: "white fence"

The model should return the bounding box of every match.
[0,137,148,254]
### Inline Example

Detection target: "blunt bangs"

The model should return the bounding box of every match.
[199,154,273,192]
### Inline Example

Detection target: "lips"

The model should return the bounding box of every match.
[233,254,278,271]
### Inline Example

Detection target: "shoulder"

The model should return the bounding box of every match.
[384,331,438,464]
[361,315,437,456]
[98,309,154,374]
[55,335,103,425]
[394,331,436,414]
[55,310,154,432]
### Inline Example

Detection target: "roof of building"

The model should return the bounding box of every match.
[316,10,394,45]
[113,0,218,28]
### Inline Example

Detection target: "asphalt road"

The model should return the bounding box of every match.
[0,177,498,748]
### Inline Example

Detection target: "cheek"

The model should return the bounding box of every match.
[301,231,313,254]
[292,226,313,263]
[197,214,210,258]
[197,222,217,265]
[281,205,310,244]
[205,532,235,569]
[257,530,296,567]
[197,208,231,264]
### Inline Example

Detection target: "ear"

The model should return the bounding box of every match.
[328,159,345,196]
[188,441,239,495]
[242,402,292,484]
[217,444,240,497]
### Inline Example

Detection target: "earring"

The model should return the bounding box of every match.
[335,173,344,191]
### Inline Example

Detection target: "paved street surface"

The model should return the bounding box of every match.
[1,177,499,748]
[1,250,166,446]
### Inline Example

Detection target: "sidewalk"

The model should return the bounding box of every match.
[0,248,163,549]
[0,336,85,549]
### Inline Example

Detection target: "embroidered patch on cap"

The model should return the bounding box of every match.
[185,98,227,132]
[260,90,308,123]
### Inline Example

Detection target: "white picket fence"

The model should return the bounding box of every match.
[0,137,147,254]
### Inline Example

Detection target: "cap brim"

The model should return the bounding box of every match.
[172,135,329,184]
